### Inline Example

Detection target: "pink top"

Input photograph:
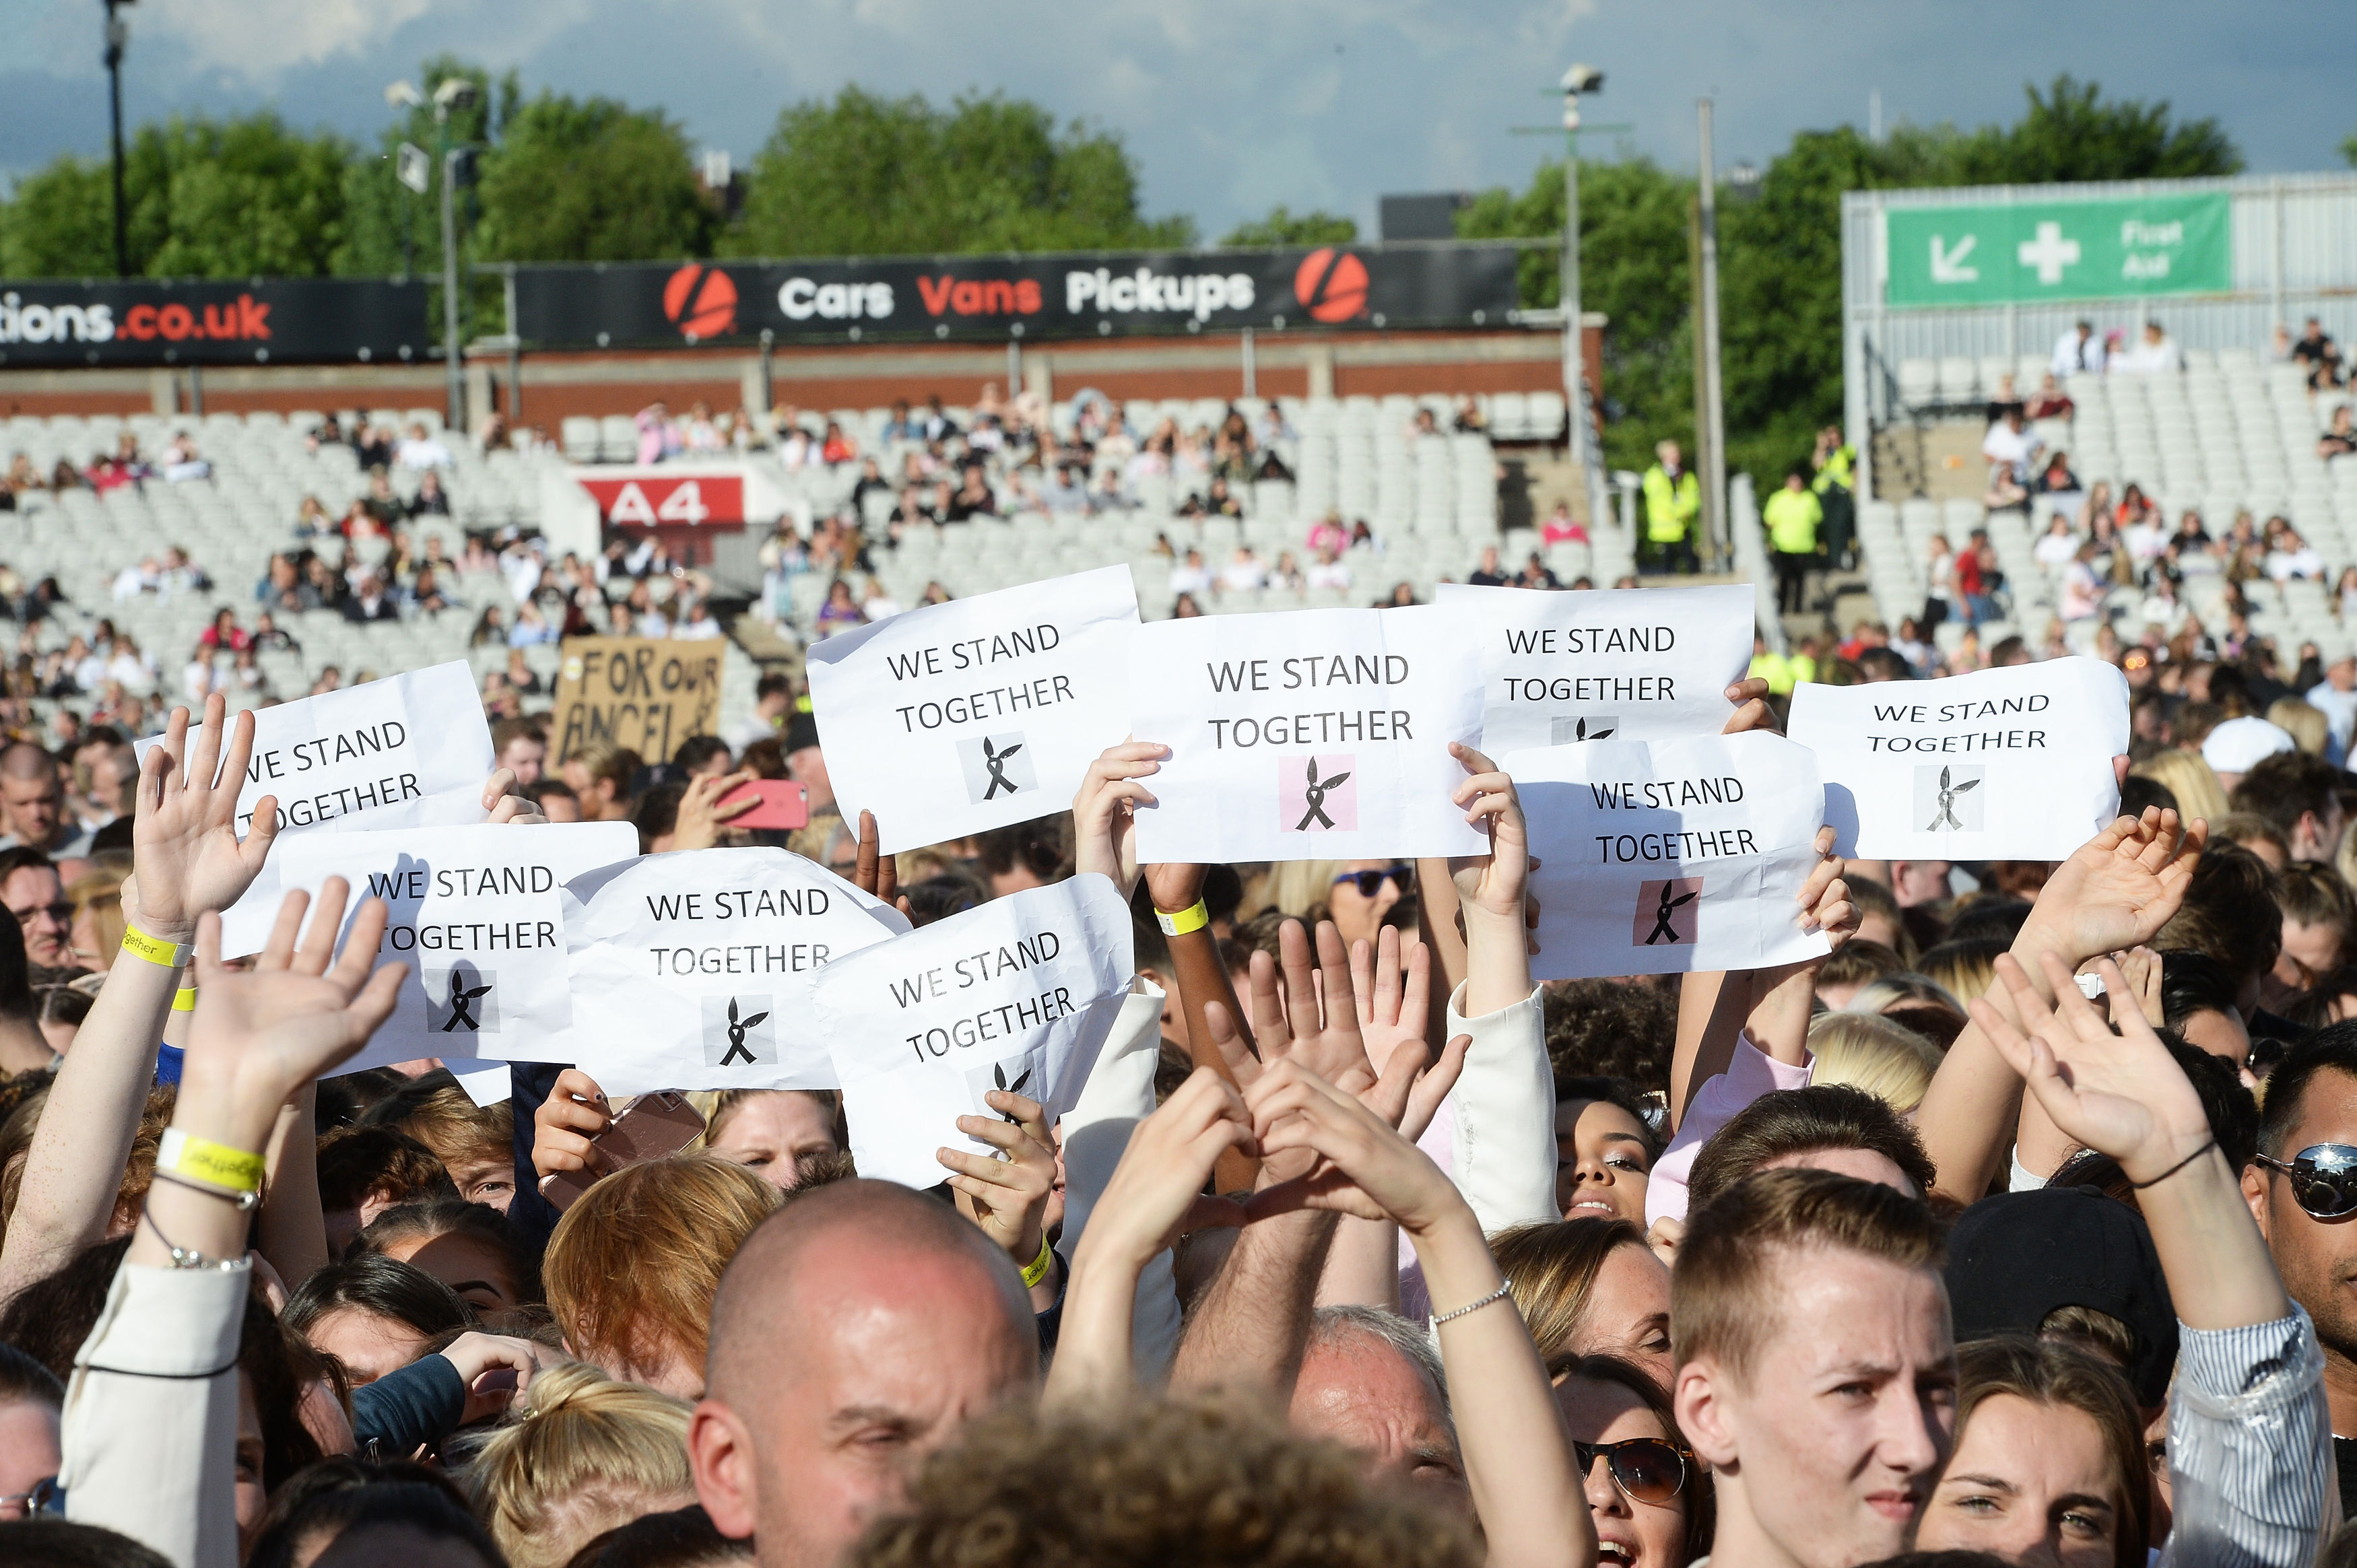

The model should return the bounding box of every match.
[1645,1034,1813,1227]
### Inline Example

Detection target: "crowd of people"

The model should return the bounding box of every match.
[0,628,2352,1568]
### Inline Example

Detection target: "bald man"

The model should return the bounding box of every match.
[689,1179,1039,1568]
[0,744,81,857]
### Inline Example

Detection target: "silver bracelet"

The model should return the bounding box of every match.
[1432,1279,1513,1326]
[141,1207,245,1272]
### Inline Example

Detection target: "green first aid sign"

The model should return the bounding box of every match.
[1884,193,2231,308]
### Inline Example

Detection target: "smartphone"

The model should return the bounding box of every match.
[721,778,809,831]
[538,1091,707,1211]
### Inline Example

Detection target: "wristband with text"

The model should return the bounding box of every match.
[1155,900,1210,937]
[1021,1233,1055,1289]
[172,987,198,1013]
[158,1128,266,1195]
[121,925,194,969]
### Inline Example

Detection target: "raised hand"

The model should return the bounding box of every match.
[482,768,546,825]
[2020,807,2205,972]
[1447,743,1529,928]
[1243,919,1376,1094]
[1972,951,2212,1184]
[1071,741,1168,899]
[1721,675,1779,735]
[133,693,275,940]
[851,810,898,908]
[1243,1058,1466,1235]
[1072,1069,1253,1273]
[532,1067,616,1182]
[939,1089,1059,1282]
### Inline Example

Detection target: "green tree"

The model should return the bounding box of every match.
[333,55,517,279]
[474,93,713,263]
[1,112,352,279]
[725,86,1194,257]
[1221,206,1356,246]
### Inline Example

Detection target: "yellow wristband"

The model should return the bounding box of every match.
[172,987,197,1013]
[158,1128,265,1194]
[1020,1233,1055,1290]
[1155,899,1210,937]
[121,925,193,969]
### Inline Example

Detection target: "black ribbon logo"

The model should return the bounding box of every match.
[1296,756,1352,830]
[1644,883,1698,945]
[439,972,492,1032]
[981,736,1024,799]
[721,998,770,1064]
[992,1062,1032,1123]
[1926,765,1980,831]
[1574,718,1615,741]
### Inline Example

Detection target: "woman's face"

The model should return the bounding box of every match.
[1916,1393,2122,1567]
[376,1229,519,1314]
[706,1091,842,1190]
[1554,1099,1651,1223]
[1552,1378,1688,1568]
[236,1375,269,1551]
[303,1305,433,1386]
[1564,1243,1674,1388]
[1324,862,1405,948]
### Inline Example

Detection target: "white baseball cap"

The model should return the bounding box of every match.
[2201,716,2297,775]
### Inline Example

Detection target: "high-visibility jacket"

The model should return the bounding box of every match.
[1643,465,1700,543]
[1748,650,1795,695]
[1813,443,1855,494]
[1789,651,1818,685]
[1764,487,1822,555]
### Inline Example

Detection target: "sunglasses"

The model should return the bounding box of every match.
[2255,1143,2357,1219]
[1331,864,1414,898]
[1573,1437,1692,1505]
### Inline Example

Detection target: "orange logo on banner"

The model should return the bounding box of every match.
[1293,249,1369,323]
[663,265,737,339]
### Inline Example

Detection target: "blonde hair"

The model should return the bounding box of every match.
[465,1360,694,1568]
[2267,697,2331,757]
[1918,939,2003,1007]
[2130,749,2228,828]
[1258,860,1343,918]
[543,1155,780,1386]
[67,869,125,965]
[1806,1012,1943,1114]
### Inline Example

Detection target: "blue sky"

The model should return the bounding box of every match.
[1,0,2347,238]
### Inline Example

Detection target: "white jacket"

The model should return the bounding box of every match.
[1057,981,1184,1382]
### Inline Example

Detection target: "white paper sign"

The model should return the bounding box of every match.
[814,875,1134,1189]
[278,821,639,1073]
[553,848,909,1095]
[133,662,497,955]
[1127,604,1488,863]
[1787,657,2130,860]
[1436,582,1755,752]
[805,565,1139,853]
[1511,731,1832,980]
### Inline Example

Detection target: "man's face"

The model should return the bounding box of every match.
[2284,916,2347,980]
[498,735,545,787]
[3,866,67,967]
[1891,860,1952,908]
[694,1238,1036,1568]
[1678,1249,1956,1568]
[2,771,61,846]
[2247,1068,2357,1363]
[1290,1333,1469,1515]
[788,745,834,813]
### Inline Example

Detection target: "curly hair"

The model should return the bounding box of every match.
[847,1398,1478,1568]
[1544,979,1678,1096]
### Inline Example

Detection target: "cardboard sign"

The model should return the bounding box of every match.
[1127,604,1487,863]
[277,821,640,1073]
[1511,732,1832,980]
[805,565,1139,854]
[813,874,1134,1189]
[554,847,911,1095]
[1435,582,1755,751]
[133,662,496,955]
[1787,656,2130,860]
[552,638,727,765]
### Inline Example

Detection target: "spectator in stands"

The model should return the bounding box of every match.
[158,432,208,483]
[180,646,220,706]
[102,635,153,693]
[2117,320,2185,374]
[2052,318,2105,376]
[2268,527,2326,584]
[407,471,451,518]
[1922,533,1956,632]
[820,420,858,466]
[1168,548,1213,599]
[880,399,918,442]
[395,423,453,469]
[2317,406,2356,461]
[1172,591,1205,618]
[682,401,725,453]
[2032,514,2080,569]
[636,402,682,465]
[159,546,209,601]
[354,419,394,469]
[1306,546,1352,592]
[405,567,454,617]
[1469,546,1508,587]
[362,471,405,529]
[2024,372,2074,420]
[920,395,958,442]
[1980,408,2036,511]
[1519,553,1562,590]
[343,571,399,624]
[2059,545,2107,625]
[1218,547,1267,597]
[1380,582,1418,608]
[1541,501,1588,547]
[944,469,999,522]
[2031,450,2080,508]
[292,496,333,541]
[110,556,160,603]
[2293,316,2344,389]
[814,579,865,640]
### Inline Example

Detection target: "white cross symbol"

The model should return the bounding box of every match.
[2017,221,2081,286]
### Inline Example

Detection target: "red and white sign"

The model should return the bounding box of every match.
[576,473,745,529]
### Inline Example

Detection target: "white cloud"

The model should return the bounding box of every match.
[136,0,446,78]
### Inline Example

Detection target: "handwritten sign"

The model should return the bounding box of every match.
[1127,604,1486,863]
[1435,582,1754,751]
[812,874,1134,1188]
[805,566,1139,853]
[1511,732,1831,980]
[1787,656,2129,860]
[133,662,496,955]
[552,847,910,1095]
[275,821,639,1072]
[552,638,726,764]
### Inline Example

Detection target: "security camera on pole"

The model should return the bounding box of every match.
[387,75,479,432]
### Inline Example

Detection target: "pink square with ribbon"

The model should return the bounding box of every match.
[1279,753,1358,833]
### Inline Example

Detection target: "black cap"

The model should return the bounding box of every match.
[783,714,822,754]
[1944,1186,2178,1406]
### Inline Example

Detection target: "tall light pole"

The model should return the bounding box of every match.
[1696,98,1728,571]
[431,78,477,431]
[1560,65,1605,529]
[102,0,135,277]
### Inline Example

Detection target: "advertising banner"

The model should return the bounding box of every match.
[512,244,1523,347]
[0,276,426,368]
